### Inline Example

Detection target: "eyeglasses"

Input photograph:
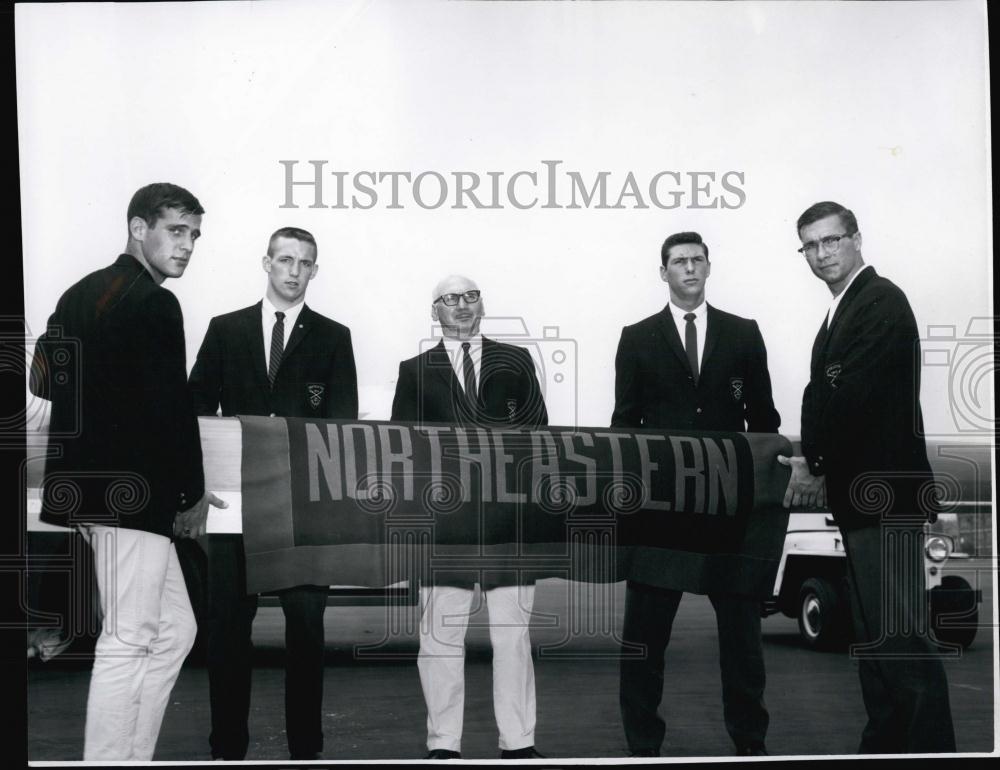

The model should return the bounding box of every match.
[434,290,482,306]
[797,233,855,258]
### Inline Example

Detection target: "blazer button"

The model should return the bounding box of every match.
[270,413,276,417]
[696,407,703,414]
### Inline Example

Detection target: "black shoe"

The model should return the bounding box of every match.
[629,748,660,757]
[500,746,546,759]
[425,749,462,759]
[737,744,769,756]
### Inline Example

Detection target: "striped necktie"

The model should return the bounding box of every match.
[461,341,478,404]
[268,311,285,386]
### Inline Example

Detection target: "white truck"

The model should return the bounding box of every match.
[763,440,989,650]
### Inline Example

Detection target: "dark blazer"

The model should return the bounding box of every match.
[391,337,548,430]
[30,254,205,538]
[800,267,935,529]
[612,304,780,433]
[391,337,548,588]
[188,301,358,420]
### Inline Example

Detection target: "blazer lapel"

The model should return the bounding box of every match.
[427,340,460,393]
[243,301,270,388]
[810,315,830,372]
[818,266,878,361]
[477,337,499,406]
[282,304,313,362]
[655,306,693,375]
[701,305,720,375]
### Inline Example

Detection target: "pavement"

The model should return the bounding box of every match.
[27,561,995,762]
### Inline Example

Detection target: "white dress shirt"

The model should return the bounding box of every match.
[667,300,707,368]
[262,297,305,372]
[441,333,483,394]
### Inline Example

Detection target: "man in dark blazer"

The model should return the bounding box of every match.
[391,274,547,760]
[29,182,225,760]
[781,201,955,752]
[612,231,780,757]
[188,226,358,761]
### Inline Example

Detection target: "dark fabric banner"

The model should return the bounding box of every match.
[240,416,792,598]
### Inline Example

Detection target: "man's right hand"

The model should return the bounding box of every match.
[777,455,826,509]
[173,491,228,539]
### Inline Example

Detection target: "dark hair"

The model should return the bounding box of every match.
[267,226,318,258]
[796,201,859,236]
[661,231,709,266]
[127,182,204,228]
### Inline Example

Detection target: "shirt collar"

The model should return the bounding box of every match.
[262,296,306,326]
[668,300,706,321]
[441,333,483,355]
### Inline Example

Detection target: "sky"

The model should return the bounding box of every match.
[17,0,992,437]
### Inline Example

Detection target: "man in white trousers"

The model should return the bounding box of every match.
[390,274,549,759]
[30,183,226,760]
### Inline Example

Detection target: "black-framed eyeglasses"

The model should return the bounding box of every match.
[434,290,482,306]
[797,233,855,258]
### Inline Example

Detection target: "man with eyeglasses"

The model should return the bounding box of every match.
[612,231,780,758]
[391,275,548,760]
[780,201,955,753]
[188,227,359,760]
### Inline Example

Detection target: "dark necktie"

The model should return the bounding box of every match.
[461,341,478,404]
[684,312,699,383]
[268,311,285,386]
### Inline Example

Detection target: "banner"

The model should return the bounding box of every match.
[239,416,792,598]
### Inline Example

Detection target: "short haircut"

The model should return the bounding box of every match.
[127,182,204,228]
[661,231,709,266]
[796,201,859,236]
[267,226,318,258]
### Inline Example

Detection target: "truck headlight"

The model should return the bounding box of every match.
[925,535,951,563]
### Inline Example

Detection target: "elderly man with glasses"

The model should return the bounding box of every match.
[391,274,548,760]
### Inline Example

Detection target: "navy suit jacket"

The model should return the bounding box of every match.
[612,304,781,434]
[30,254,205,538]
[800,267,936,529]
[188,301,358,420]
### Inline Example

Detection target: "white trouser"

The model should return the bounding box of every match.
[418,584,536,752]
[82,526,197,761]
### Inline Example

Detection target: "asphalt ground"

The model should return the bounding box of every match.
[27,561,995,762]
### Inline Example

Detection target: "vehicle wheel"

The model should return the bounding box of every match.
[930,575,978,649]
[797,578,848,650]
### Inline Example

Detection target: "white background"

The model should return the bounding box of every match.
[17,0,992,436]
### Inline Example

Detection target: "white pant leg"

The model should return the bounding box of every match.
[418,585,474,752]
[485,584,536,751]
[83,527,195,761]
[131,543,196,760]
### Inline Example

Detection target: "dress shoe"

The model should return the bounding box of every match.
[737,744,769,756]
[425,749,462,759]
[500,745,546,759]
[629,748,660,757]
